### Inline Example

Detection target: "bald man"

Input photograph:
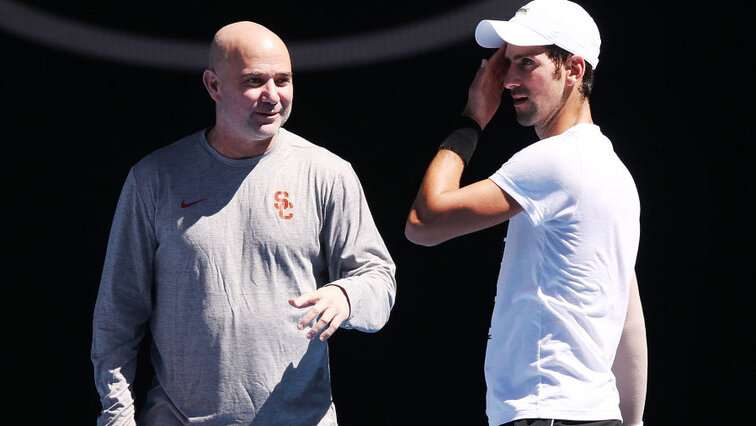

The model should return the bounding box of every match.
[92,22,396,425]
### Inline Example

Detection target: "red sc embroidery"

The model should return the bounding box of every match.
[273,191,294,220]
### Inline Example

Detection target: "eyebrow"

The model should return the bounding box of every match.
[239,71,293,81]
[509,47,548,61]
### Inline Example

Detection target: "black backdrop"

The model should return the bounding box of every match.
[3,1,751,424]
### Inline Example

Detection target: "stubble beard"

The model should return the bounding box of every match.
[515,105,539,127]
[246,105,292,141]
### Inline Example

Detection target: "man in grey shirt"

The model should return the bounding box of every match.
[91,21,396,425]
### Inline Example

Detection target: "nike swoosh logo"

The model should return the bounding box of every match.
[181,198,207,208]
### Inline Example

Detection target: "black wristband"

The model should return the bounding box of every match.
[453,115,483,133]
[438,115,483,165]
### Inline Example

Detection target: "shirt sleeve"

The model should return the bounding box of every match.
[320,164,397,332]
[91,169,156,425]
[489,139,582,227]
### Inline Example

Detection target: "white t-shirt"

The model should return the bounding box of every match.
[485,124,640,425]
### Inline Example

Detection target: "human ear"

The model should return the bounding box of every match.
[565,56,586,87]
[202,69,221,102]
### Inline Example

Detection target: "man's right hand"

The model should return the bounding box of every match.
[462,44,508,130]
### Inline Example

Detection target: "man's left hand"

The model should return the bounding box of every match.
[289,285,350,341]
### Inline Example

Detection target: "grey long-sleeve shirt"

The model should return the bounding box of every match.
[91,129,396,425]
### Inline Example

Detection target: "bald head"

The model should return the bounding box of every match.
[208,21,290,71]
[202,21,294,155]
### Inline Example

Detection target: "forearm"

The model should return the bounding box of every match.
[612,273,647,425]
[405,150,466,246]
[410,148,466,217]
[405,116,480,246]
[324,167,397,332]
[92,287,148,425]
[330,266,396,332]
[416,114,482,206]
[92,356,139,426]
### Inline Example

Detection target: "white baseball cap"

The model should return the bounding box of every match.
[475,0,601,69]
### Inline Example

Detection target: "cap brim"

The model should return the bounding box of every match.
[475,19,553,48]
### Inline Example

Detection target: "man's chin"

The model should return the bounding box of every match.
[250,121,281,138]
[247,112,289,139]
[515,113,536,127]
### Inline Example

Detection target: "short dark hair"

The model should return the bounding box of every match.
[545,45,594,99]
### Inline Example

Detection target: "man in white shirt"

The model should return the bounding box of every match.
[405,1,647,425]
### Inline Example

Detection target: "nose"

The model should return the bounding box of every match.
[259,79,280,104]
[502,66,518,90]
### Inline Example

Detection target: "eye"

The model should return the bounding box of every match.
[246,77,263,86]
[275,77,291,87]
[515,58,536,71]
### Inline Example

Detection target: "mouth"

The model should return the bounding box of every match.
[254,111,280,122]
[511,94,528,107]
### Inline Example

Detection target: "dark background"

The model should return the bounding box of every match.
[3,0,751,424]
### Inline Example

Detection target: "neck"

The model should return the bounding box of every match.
[535,96,593,140]
[206,126,277,159]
